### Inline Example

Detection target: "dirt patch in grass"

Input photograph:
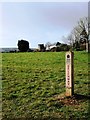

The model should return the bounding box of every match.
[54,93,90,106]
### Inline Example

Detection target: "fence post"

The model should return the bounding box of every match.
[66,51,74,96]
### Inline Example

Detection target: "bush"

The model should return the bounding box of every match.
[17,40,29,52]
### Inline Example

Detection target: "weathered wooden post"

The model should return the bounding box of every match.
[66,51,74,96]
[86,41,89,52]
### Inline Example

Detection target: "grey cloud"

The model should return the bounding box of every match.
[39,2,88,30]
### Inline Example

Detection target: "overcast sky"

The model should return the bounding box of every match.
[0,1,88,48]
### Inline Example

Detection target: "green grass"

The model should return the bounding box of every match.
[2,51,89,119]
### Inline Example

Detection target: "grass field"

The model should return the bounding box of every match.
[2,51,90,119]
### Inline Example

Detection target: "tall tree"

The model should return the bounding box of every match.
[73,17,88,42]
[62,17,88,49]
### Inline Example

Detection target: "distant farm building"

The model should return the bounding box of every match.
[38,44,46,52]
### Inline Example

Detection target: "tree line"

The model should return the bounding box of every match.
[17,17,89,52]
[17,40,71,52]
[62,17,89,51]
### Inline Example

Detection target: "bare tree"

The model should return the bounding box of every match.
[72,17,88,42]
[45,42,52,50]
[62,33,75,46]
[62,17,88,46]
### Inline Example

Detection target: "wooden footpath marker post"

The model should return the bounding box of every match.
[66,51,74,97]
[86,42,89,52]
